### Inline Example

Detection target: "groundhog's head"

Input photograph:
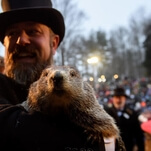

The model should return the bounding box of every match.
[27,65,94,115]
[25,65,122,142]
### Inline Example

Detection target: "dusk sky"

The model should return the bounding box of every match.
[77,0,151,33]
[0,0,151,56]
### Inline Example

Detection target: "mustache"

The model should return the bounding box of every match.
[15,45,36,53]
[12,45,38,59]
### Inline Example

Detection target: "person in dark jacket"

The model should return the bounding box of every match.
[104,87,145,151]
[0,0,125,150]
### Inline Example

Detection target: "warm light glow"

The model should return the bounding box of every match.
[114,74,119,79]
[89,77,94,81]
[101,75,105,79]
[98,78,102,82]
[98,75,106,82]
[87,57,99,64]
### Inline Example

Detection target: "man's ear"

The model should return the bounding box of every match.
[52,35,60,55]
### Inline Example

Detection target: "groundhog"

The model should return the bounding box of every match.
[22,65,123,145]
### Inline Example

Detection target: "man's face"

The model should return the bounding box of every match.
[112,96,126,110]
[3,21,59,86]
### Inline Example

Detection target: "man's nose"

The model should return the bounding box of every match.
[16,31,30,45]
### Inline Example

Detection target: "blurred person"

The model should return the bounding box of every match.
[104,87,145,151]
[0,0,126,150]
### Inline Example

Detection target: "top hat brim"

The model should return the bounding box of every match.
[0,8,65,45]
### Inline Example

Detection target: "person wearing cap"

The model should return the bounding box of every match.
[104,87,145,151]
[0,0,126,151]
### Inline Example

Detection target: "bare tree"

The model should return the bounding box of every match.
[143,17,151,76]
[107,27,129,78]
[128,8,147,78]
[52,0,86,65]
[107,8,147,79]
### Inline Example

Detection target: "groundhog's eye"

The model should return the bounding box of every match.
[70,70,76,77]
[41,71,48,77]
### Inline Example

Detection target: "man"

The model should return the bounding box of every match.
[1,0,64,89]
[104,87,145,151]
[0,0,125,150]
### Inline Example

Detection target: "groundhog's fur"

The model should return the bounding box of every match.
[23,65,121,143]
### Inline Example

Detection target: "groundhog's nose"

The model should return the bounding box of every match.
[53,71,63,84]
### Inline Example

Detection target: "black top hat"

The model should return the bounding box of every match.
[113,87,128,98]
[0,0,65,45]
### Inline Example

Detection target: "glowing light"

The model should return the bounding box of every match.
[101,75,105,79]
[87,57,99,64]
[114,74,119,79]
[89,77,94,81]
[98,78,102,82]
[98,75,106,82]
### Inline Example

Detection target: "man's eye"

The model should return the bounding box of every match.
[7,31,18,37]
[28,30,40,35]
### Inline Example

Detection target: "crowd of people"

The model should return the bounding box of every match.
[94,77,151,151]
[96,77,151,113]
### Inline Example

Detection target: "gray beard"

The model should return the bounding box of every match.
[4,62,50,87]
